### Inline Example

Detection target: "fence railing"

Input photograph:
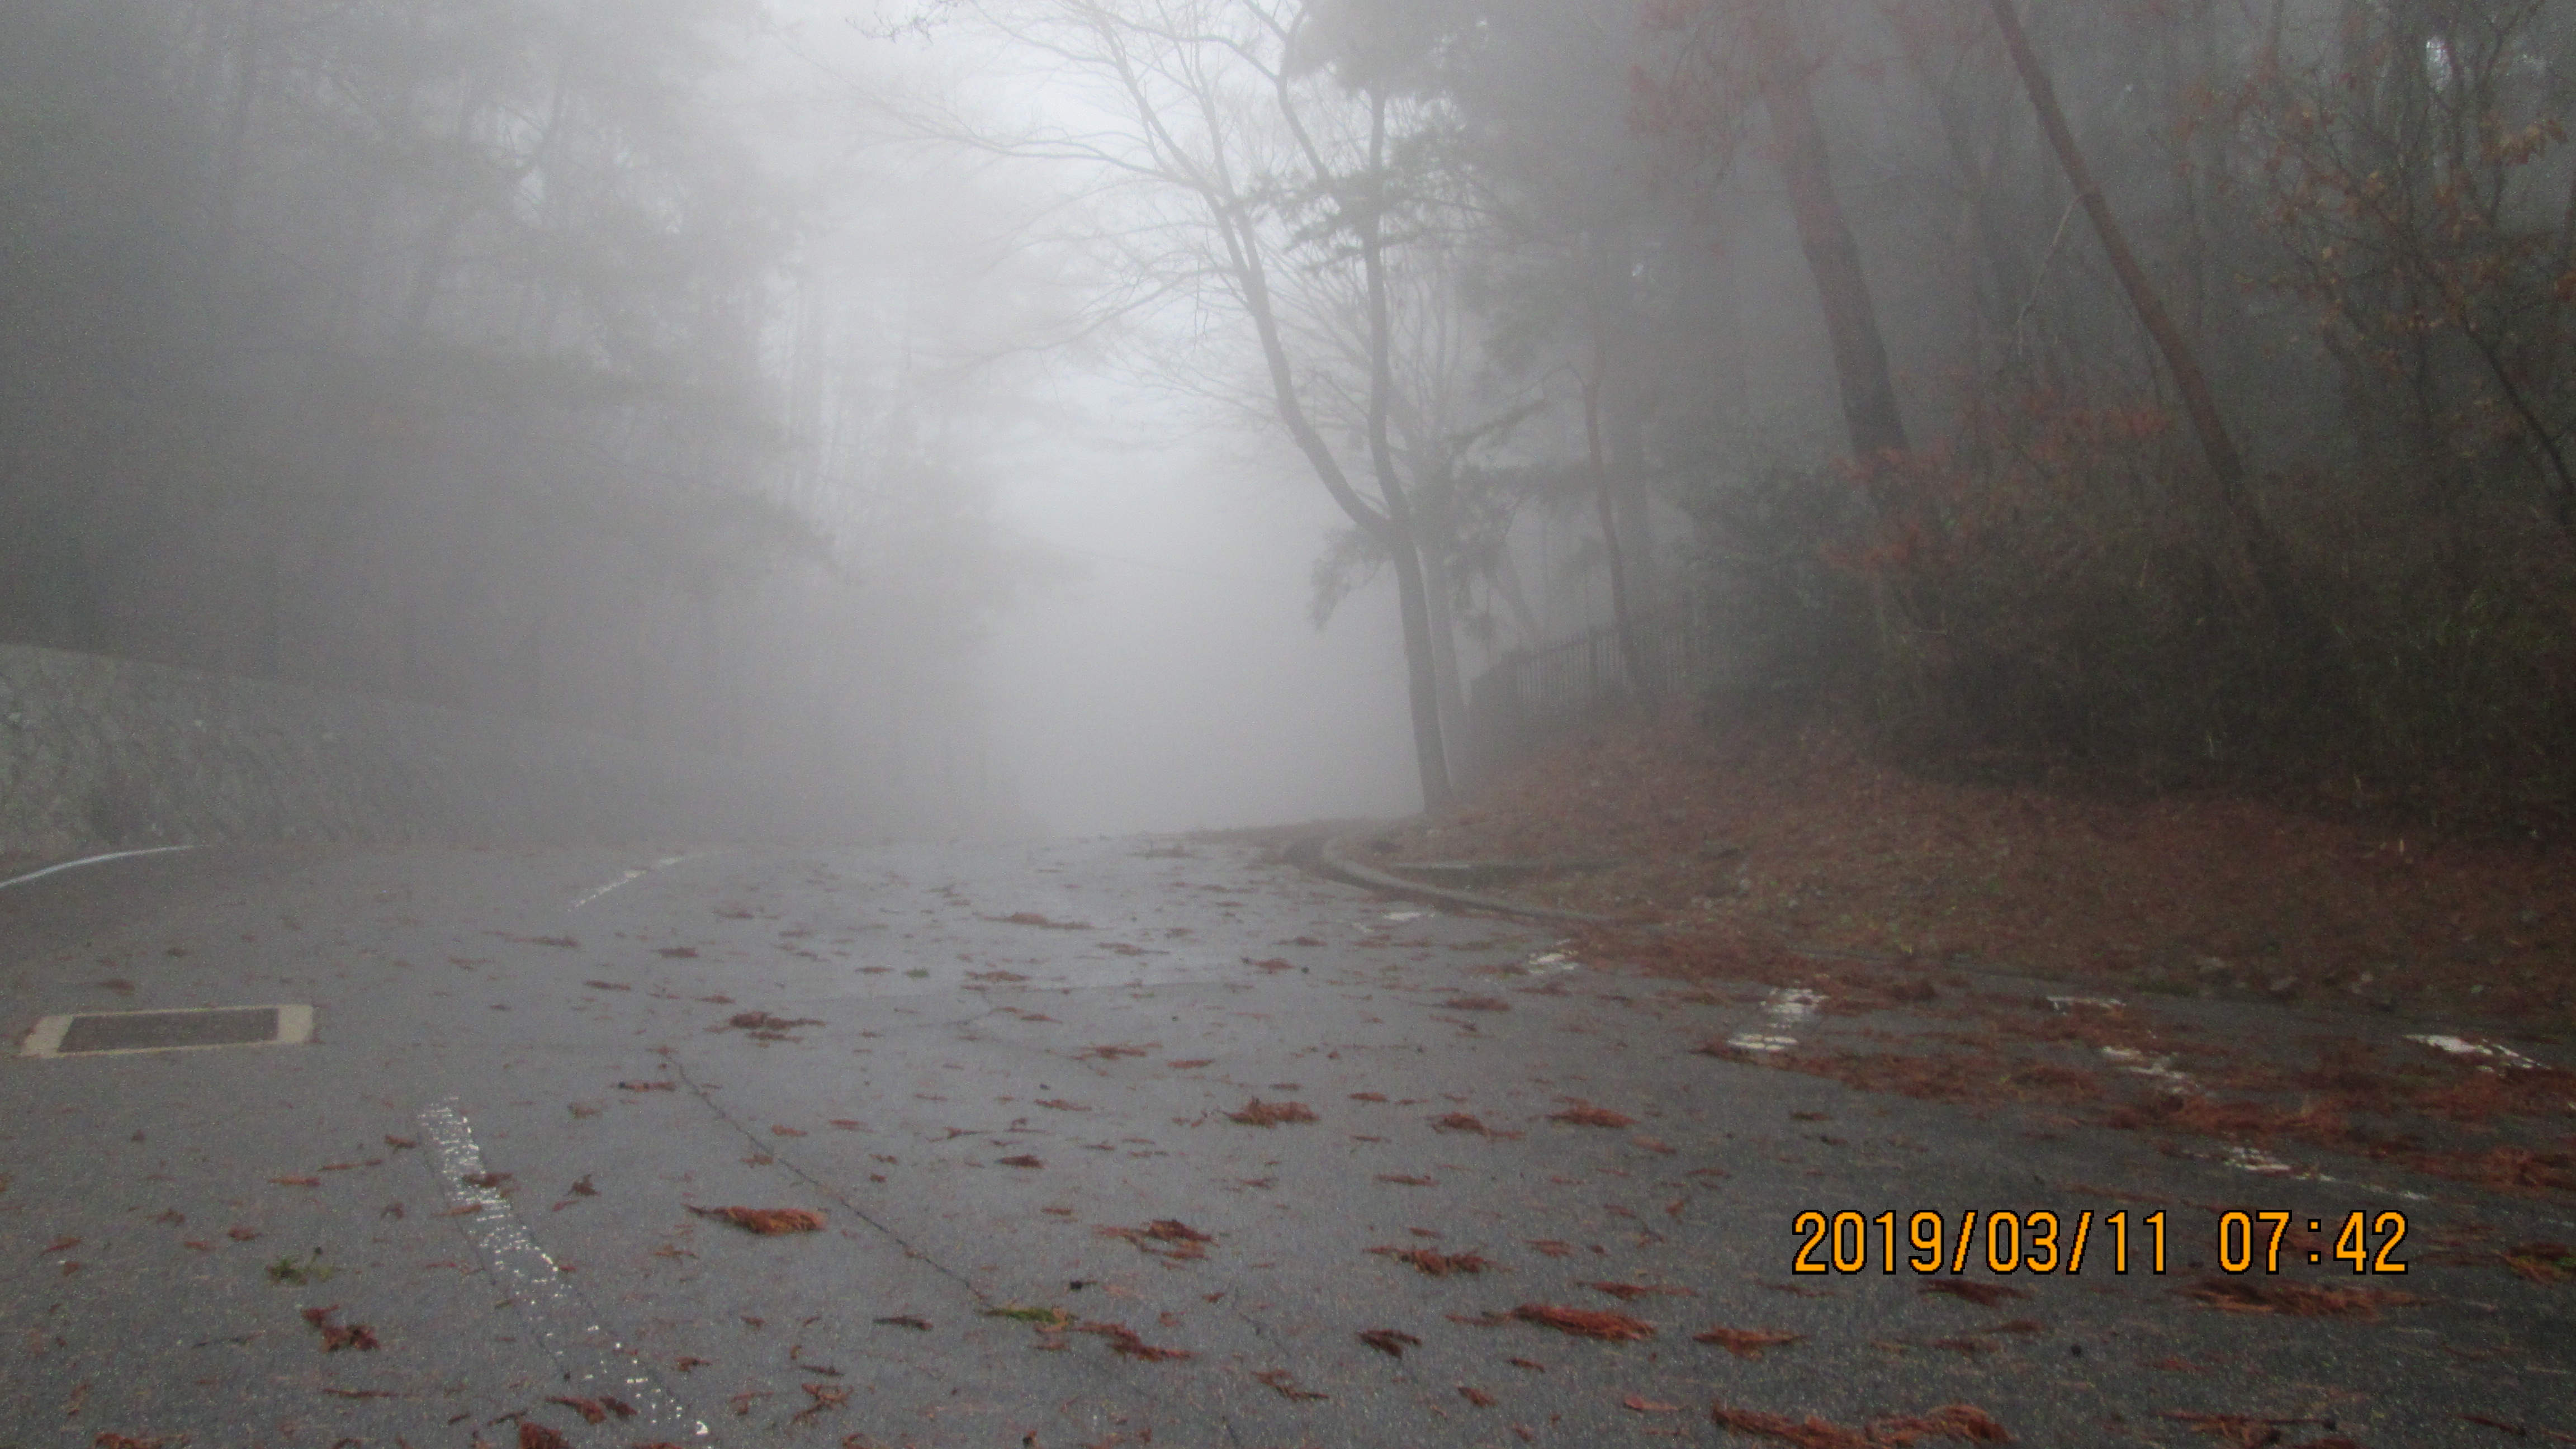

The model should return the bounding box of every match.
[1465,607,1712,770]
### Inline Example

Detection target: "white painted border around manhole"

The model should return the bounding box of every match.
[19,1003,313,1059]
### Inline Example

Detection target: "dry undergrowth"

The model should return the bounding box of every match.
[1384,709,2575,1029]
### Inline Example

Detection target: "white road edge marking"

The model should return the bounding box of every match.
[0,844,197,893]
[419,1098,710,1439]
[1727,987,1825,1055]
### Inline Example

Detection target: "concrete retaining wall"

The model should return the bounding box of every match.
[0,643,885,855]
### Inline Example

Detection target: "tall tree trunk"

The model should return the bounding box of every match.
[1983,0,2308,631]
[1356,89,1454,808]
[1745,0,1910,466]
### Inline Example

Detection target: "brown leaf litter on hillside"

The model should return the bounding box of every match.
[1377,710,2575,1027]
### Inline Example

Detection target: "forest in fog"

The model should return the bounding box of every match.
[4,0,2572,830]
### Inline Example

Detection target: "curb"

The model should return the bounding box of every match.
[1315,828,1628,925]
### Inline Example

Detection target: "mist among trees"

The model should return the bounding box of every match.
[7,0,2571,830]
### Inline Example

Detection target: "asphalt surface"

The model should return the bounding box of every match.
[1,837,2570,1447]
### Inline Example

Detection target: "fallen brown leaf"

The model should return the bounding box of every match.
[1461,1385,1499,1407]
[1076,1321,1191,1361]
[1696,1327,1806,1358]
[690,1205,826,1235]
[1583,1281,1692,1301]
[1228,1097,1318,1126]
[1357,1328,1422,1357]
[298,1305,379,1352]
[1624,1395,1682,1413]
[1919,1278,2029,1308]
[873,1315,932,1330]
[1252,1368,1328,1400]
[2181,1277,2420,1320]
[1369,1246,1494,1276]
[517,1427,570,1449]
[1511,1304,1655,1341]
[1433,1113,1489,1134]
[997,1154,1044,1168]
[1549,1104,1635,1129]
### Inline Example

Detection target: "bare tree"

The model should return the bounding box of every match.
[915,0,1462,807]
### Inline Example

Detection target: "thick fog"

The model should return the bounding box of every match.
[6,0,2570,839]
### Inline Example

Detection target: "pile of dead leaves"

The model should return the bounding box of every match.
[689,1205,825,1235]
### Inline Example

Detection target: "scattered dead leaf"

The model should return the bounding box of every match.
[1549,1104,1635,1129]
[1510,1304,1655,1341]
[1357,1329,1422,1358]
[1252,1368,1328,1400]
[518,1425,569,1449]
[2181,1277,2421,1320]
[1461,1385,1499,1407]
[1920,1279,2029,1308]
[1696,1327,1806,1358]
[299,1305,379,1352]
[1228,1098,1318,1126]
[1076,1321,1191,1361]
[690,1206,826,1235]
[1370,1246,1494,1276]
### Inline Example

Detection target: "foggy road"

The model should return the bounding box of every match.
[4,840,2570,1447]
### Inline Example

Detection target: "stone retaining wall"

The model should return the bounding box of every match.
[0,643,886,855]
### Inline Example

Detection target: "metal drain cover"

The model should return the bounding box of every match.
[21,1005,312,1058]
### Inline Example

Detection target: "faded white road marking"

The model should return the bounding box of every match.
[1727,987,1825,1055]
[1522,951,1579,976]
[0,845,196,893]
[2408,1034,2540,1071]
[570,851,709,911]
[2049,996,2125,1011]
[2100,1045,2196,1091]
[419,1098,709,1439]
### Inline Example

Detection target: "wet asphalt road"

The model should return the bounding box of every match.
[1,837,2570,1448]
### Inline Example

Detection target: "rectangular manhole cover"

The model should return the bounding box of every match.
[21,1005,312,1058]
